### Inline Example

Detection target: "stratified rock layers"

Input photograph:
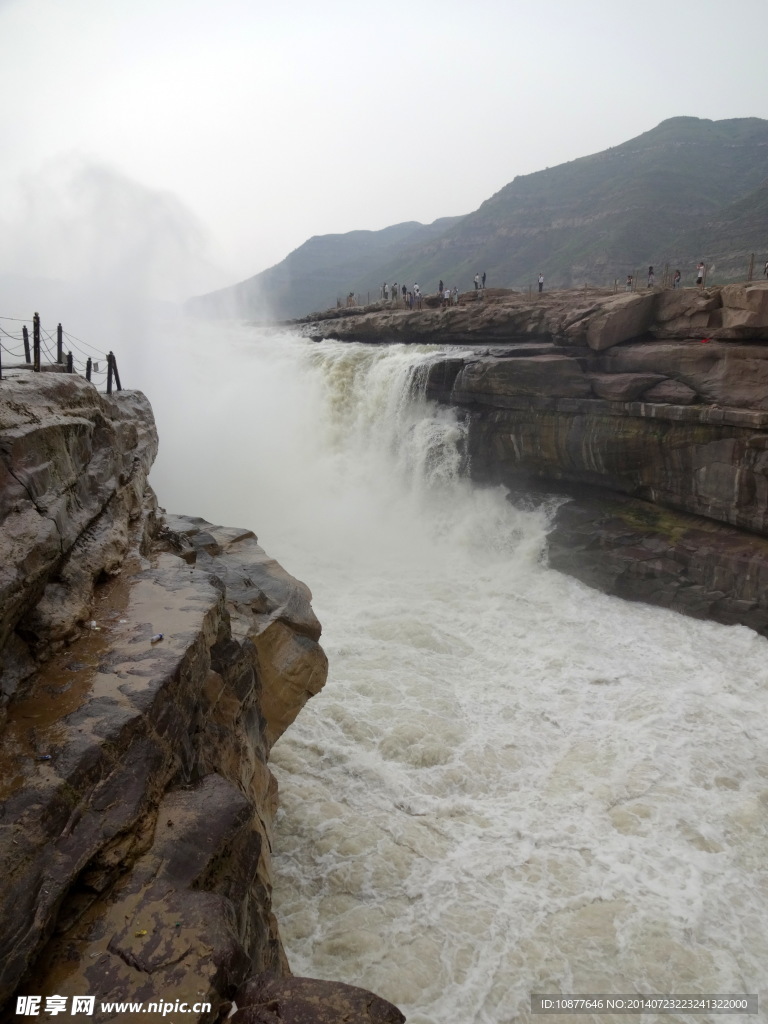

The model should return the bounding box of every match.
[303,283,768,635]
[0,374,401,1024]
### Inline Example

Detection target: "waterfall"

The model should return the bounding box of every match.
[148,321,768,1024]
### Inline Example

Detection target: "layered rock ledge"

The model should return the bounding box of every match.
[301,284,768,637]
[0,374,403,1023]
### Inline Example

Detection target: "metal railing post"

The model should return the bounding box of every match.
[33,313,40,371]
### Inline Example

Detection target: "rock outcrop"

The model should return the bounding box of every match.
[300,282,768,348]
[0,373,401,1023]
[0,374,158,719]
[304,284,768,637]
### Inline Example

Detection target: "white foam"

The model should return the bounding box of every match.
[148,323,768,1024]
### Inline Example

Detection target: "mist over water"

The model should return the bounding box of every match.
[147,322,768,1024]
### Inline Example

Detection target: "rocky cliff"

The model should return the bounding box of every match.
[0,374,403,1023]
[302,283,768,636]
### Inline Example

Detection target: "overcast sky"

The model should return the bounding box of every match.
[1,0,766,303]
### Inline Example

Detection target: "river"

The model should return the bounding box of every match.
[147,320,768,1024]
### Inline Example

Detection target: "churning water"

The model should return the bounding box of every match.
[147,321,768,1024]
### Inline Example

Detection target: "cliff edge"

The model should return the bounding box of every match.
[0,373,403,1023]
[302,283,768,637]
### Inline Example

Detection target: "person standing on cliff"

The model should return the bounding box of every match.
[482,271,486,289]
[439,279,444,296]
[625,274,633,291]
[392,282,398,306]
[673,269,681,289]
[696,262,705,287]
[647,266,655,287]
[402,283,407,303]
[474,273,479,290]
[538,273,544,293]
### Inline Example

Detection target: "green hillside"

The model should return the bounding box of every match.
[188,116,768,318]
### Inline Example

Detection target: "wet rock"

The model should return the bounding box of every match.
[28,775,281,1020]
[0,376,349,1021]
[546,489,768,637]
[453,355,592,404]
[0,563,225,1004]
[233,975,406,1024]
[163,514,328,750]
[0,374,158,711]
[464,397,768,535]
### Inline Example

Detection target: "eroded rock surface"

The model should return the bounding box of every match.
[300,282,768,347]
[0,373,397,1022]
[231,975,405,1023]
[0,375,158,716]
[305,285,768,636]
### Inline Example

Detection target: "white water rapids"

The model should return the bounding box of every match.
[147,321,768,1024]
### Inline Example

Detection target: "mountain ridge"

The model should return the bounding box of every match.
[187,116,768,319]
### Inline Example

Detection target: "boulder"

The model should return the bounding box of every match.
[596,341,768,410]
[453,355,591,404]
[655,288,721,323]
[588,373,666,401]
[721,281,768,319]
[233,976,405,1024]
[641,379,698,405]
[164,514,328,751]
[721,307,760,329]
[585,292,658,351]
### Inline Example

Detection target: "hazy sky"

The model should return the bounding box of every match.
[1,0,767,302]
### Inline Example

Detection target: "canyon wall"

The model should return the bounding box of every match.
[303,283,768,636]
[0,373,403,1023]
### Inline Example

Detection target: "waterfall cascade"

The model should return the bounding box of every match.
[149,323,767,1024]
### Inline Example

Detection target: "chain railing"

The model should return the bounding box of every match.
[0,313,122,393]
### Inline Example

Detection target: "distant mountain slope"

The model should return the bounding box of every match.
[188,116,768,318]
[395,116,768,290]
[186,217,463,320]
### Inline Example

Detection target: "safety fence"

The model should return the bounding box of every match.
[338,253,766,308]
[0,313,122,393]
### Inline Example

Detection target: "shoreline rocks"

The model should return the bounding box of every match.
[0,373,401,1023]
[305,285,768,638]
